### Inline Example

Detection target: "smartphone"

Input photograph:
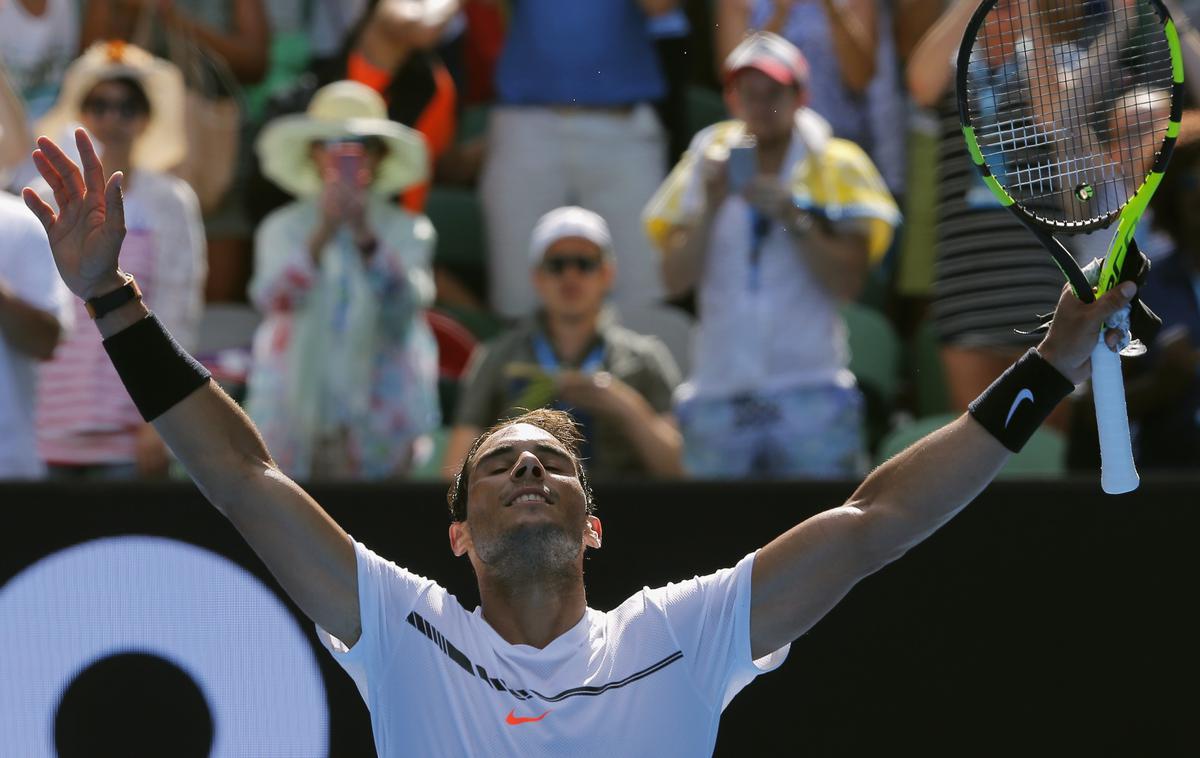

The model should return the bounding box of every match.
[327,141,365,187]
[726,138,757,194]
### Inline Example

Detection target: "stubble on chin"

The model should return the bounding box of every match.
[475,521,583,585]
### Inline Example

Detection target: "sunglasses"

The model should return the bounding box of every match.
[81,96,145,120]
[541,254,604,275]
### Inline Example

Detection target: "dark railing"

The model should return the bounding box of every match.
[2,477,1195,756]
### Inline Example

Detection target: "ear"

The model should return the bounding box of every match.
[449,521,472,557]
[599,258,616,291]
[584,516,603,550]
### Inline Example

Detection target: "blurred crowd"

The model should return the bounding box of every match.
[1,0,1198,483]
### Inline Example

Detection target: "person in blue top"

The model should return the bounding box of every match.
[480,0,679,319]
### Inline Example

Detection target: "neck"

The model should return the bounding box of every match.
[477,569,588,649]
[544,310,601,364]
[755,134,790,175]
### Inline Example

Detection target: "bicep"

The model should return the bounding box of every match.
[749,503,889,658]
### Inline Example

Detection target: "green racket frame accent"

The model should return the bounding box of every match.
[956,0,1184,303]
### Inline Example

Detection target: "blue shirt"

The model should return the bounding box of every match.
[496,0,665,106]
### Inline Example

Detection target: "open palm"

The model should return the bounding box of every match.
[22,129,128,301]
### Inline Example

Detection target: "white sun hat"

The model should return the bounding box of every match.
[255,80,428,197]
[35,41,187,173]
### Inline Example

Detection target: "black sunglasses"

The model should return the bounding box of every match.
[541,254,604,275]
[81,96,145,120]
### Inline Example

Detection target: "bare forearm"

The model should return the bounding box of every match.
[661,220,715,298]
[790,223,869,301]
[823,0,877,93]
[906,0,977,107]
[611,390,683,477]
[0,284,61,360]
[174,3,269,83]
[851,414,1009,563]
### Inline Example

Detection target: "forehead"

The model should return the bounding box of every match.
[544,236,603,257]
[473,423,572,463]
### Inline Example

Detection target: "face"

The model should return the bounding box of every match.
[449,424,601,582]
[309,139,387,187]
[79,79,149,152]
[725,69,802,145]
[532,237,613,322]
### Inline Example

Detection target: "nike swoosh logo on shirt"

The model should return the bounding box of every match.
[506,709,550,725]
[1005,388,1035,428]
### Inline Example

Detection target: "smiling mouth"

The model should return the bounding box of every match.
[507,492,549,506]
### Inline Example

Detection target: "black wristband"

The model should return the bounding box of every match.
[967,349,1075,452]
[102,313,211,421]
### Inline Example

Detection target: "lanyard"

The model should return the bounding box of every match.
[747,209,773,291]
[532,333,605,374]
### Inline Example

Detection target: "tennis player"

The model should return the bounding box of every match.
[24,129,1138,756]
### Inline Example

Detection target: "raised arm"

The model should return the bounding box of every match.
[748,281,1138,658]
[23,130,361,646]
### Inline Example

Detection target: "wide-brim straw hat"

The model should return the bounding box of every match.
[36,41,186,173]
[255,80,428,197]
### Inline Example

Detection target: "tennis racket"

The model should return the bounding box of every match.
[957,0,1183,493]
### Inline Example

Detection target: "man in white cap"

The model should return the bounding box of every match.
[645,32,899,479]
[444,206,683,479]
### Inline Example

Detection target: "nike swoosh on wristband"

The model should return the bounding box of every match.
[506,709,550,725]
[1005,388,1035,428]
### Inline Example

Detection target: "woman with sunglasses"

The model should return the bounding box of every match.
[32,42,205,481]
[444,206,684,480]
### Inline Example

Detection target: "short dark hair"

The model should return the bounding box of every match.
[1151,111,1200,243]
[447,408,595,522]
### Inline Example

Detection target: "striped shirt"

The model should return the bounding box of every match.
[930,92,1065,348]
[36,171,205,466]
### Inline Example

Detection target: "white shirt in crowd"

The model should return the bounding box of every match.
[679,111,853,402]
[0,0,79,125]
[318,542,789,757]
[0,191,70,478]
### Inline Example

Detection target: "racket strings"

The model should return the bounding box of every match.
[965,0,1174,228]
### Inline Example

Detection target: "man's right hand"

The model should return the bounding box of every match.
[22,129,128,301]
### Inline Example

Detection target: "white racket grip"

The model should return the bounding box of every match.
[1090,334,1139,494]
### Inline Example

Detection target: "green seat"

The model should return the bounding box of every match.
[457,105,490,144]
[910,318,950,416]
[425,187,486,270]
[842,302,902,405]
[877,413,1065,478]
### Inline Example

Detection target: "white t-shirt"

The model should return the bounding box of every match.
[318,542,789,757]
[679,112,856,401]
[0,0,79,124]
[0,191,69,478]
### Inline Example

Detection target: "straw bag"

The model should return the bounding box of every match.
[135,10,242,215]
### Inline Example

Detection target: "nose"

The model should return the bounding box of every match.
[510,451,545,481]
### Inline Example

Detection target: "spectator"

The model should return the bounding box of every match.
[33,42,206,479]
[444,206,683,479]
[0,190,69,480]
[480,0,676,318]
[247,80,439,480]
[0,0,79,125]
[645,33,898,478]
[906,0,1066,418]
[715,0,906,193]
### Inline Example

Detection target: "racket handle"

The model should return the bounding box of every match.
[1090,335,1139,494]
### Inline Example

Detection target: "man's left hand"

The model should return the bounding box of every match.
[742,175,797,225]
[1037,282,1138,384]
[555,371,624,417]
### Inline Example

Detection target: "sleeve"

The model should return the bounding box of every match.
[248,207,320,314]
[366,211,437,334]
[315,540,438,708]
[8,207,72,325]
[645,551,790,712]
[642,122,734,253]
[632,336,681,415]
[144,178,206,351]
[452,341,507,428]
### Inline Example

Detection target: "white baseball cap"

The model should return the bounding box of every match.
[528,206,613,265]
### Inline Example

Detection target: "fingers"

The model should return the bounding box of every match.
[1095,281,1137,321]
[77,128,106,197]
[35,135,84,198]
[21,187,56,231]
[31,149,70,209]
[104,172,126,236]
